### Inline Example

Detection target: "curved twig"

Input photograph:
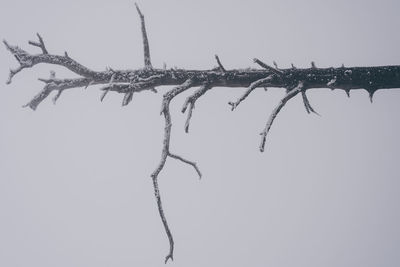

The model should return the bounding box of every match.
[181,83,212,133]
[229,75,274,110]
[259,81,304,152]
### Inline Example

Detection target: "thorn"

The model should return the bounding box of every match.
[52,90,63,104]
[291,63,296,69]
[228,101,236,111]
[369,90,375,103]
[85,80,94,89]
[215,54,226,72]
[163,62,167,70]
[64,51,69,58]
[345,89,350,98]
[273,61,278,69]
[311,61,316,68]
[122,91,133,106]
[341,64,345,68]
[100,90,108,102]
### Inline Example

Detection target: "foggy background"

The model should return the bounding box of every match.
[0,0,399,266]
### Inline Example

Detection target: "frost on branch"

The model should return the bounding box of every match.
[4,2,400,263]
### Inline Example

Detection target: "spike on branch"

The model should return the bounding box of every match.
[135,3,152,69]
[214,55,226,72]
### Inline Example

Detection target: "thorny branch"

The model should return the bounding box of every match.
[4,2,400,263]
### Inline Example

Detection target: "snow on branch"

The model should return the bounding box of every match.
[4,2,400,263]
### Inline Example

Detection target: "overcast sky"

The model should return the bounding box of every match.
[1,0,400,266]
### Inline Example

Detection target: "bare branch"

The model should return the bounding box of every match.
[3,39,99,83]
[181,83,212,133]
[259,81,304,152]
[135,3,152,69]
[151,78,195,263]
[4,6,400,262]
[229,75,274,110]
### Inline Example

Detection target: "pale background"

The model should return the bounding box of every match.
[0,0,399,266]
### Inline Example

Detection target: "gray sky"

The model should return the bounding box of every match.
[1,0,400,266]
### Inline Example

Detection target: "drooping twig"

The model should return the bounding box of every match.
[152,78,202,263]
[135,2,152,69]
[259,81,304,152]
[181,83,212,133]
[228,75,274,110]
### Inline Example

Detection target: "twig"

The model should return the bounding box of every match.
[52,90,63,104]
[28,33,48,54]
[301,91,320,115]
[253,58,283,76]
[169,153,202,179]
[152,79,198,263]
[229,75,274,110]
[259,81,304,152]
[181,83,212,133]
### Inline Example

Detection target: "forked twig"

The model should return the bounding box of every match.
[181,83,212,133]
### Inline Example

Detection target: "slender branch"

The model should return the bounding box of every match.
[259,81,304,152]
[228,75,274,110]
[169,153,202,179]
[152,78,200,263]
[135,3,152,69]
